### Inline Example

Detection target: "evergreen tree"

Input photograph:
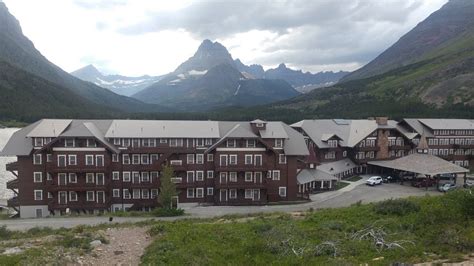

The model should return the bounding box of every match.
[158,165,177,209]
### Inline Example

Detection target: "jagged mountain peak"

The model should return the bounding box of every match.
[72,64,103,79]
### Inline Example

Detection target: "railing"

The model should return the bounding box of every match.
[7,197,19,207]
[6,179,19,190]
[355,146,380,152]
[215,165,267,172]
[170,160,183,166]
[171,177,182,183]
[388,145,412,150]
[5,161,18,171]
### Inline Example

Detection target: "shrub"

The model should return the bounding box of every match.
[153,208,184,217]
[458,189,474,218]
[373,198,420,216]
[0,225,12,240]
[149,224,167,236]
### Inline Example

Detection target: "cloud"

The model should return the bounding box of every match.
[73,0,127,10]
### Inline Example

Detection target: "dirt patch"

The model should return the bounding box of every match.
[78,227,152,265]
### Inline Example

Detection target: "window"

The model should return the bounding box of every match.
[254,155,262,166]
[187,188,194,198]
[95,155,104,166]
[34,138,43,147]
[229,154,238,165]
[142,189,150,199]
[132,154,140,165]
[122,154,130,165]
[85,155,94,166]
[220,155,228,166]
[187,171,195,183]
[275,139,283,148]
[85,191,93,201]
[196,171,204,181]
[123,172,131,182]
[113,138,121,145]
[47,173,52,181]
[187,154,195,164]
[132,172,140,184]
[112,171,120,180]
[58,155,68,167]
[141,172,150,182]
[246,139,256,148]
[122,189,131,199]
[96,173,105,185]
[133,189,141,199]
[112,154,119,162]
[65,138,75,147]
[160,138,168,144]
[229,189,237,199]
[113,189,120,198]
[69,173,77,183]
[68,155,77,165]
[34,190,43,201]
[132,139,140,148]
[207,154,214,162]
[255,172,262,182]
[69,191,78,201]
[170,138,183,147]
[151,189,159,199]
[48,192,52,199]
[151,171,159,181]
[33,154,42,165]
[141,154,149,165]
[207,187,214,196]
[279,187,287,197]
[206,138,213,145]
[226,139,236,148]
[245,189,253,199]
[279,154,287,164]
[34,172,42,183]
[46,154,52,162]
[229,172,237,182]
[245,172,253,182]
[196,188,204,198]
[122,138,130,147]
[86,173,95,184]
[245,155,253,165]
[150,154,159,163]
[196,154,204,164]
[328,139,338,147]
[343,151,347,157]
[207,170,214,179]
[87,139,96,147]
[272,170,280,181]
[324,151,336,159]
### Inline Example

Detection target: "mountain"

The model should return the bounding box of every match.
[71,65,162,96]
[133,40,299,111]
[0,2,156,114]
[218,0,474,121]
[264,63,349,92]
[234,59,265,79]
[341,0,474,82]
[234,60,349,92]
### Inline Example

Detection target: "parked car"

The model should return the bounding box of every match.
[366,176,383,186]
[412,178,436,188]
[464,179,474,188]
[382,176,393,183]
[438,183,457,192]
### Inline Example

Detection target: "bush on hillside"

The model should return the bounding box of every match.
[373,198,420,216]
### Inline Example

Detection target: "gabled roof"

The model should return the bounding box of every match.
[317,159,358,175]
[297,169,337,184]
[259,122,289,139]
[281,123,309,156]
[321,133,341,142]
[250,119,266,124]
[26,119,72,137]
[417,134,429,150]
[105,120,220,138]
[0,122,40,156]
[418,119,474,130]
[368,153,469,176]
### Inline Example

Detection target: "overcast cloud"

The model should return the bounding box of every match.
[3,0,447,76]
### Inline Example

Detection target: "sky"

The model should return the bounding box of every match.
[2,0,448,77]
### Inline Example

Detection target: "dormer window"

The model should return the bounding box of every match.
[328,140,338,147]
[256,123,264,128]
[227,139,236,148]
[34,138,43,147]
[275,139,283,148]
[246,139,256,148]
[87,139,97,148]
[65,138,75,147]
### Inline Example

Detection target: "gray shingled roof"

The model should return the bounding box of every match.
[26,119,72,137]
[0,121,40,156]
[368,153,469,176]
[106,120,220,138]
[281,123,309,156]
[317,158,358,175]
[297,169,337,184]
[419,119,474,130]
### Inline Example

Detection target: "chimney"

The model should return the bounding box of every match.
[375,117,388,126]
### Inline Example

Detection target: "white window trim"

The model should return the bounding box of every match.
[86,191,94,201]
[33,172,42,183]
[57,155,67,167]
[187,188,195,198]
[229,189,237,199]
[113,189,120,198]
[112,171,120,180]
[68,154,77,165]
[69,191,78,201]
[68,173,77,183]
[272,170,281,181]
[85,155,94,166]
[34,190,43,201]
[196,188,204,198]
[207,187,214,196]
[279,187,287,197]
[207,170,214,179]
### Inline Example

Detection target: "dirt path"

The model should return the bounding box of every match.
[79,227,152,265]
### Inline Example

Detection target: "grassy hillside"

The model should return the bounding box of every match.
[141,190,474,264]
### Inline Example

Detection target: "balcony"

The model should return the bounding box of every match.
[171,177,182,183]
[5,161,18,171]
[47,165,108,173]
[6,179,19,190]
[7,197,19,207]
[355,146,380,152]
[215,180,266,189]
[215,165,267,172]
[46,179,110,191]
[48,198,111,210]
[126,146,198,154]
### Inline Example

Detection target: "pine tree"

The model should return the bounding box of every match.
[158,165,177,209]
